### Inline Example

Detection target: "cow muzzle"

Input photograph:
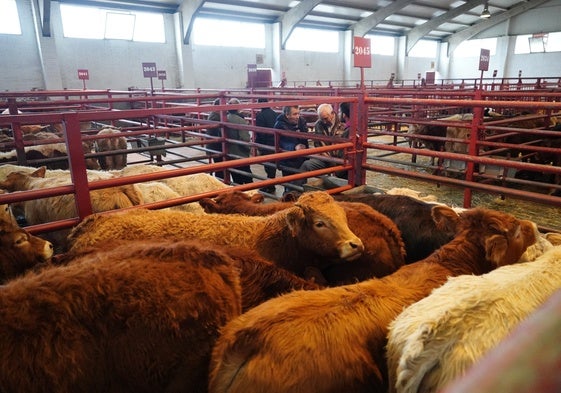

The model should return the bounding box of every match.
[339,237,364,261]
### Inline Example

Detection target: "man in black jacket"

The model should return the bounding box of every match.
[255,98,279,193]
[273,105,309,195]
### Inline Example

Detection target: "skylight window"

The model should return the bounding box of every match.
[192,18,265,48]
[366,34,395,56]
[454,38,497,57]
[285,28,338,53]
[409,40,438,58]
[0,0,22,35]
[60,4,165,43]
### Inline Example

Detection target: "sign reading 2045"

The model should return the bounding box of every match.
[354,46,371,56]
[353,37,372,68]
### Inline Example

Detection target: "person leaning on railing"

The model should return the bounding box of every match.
[273,105,309,195]
[255,98,279,193]
[294,102,350,186]
[225,98,254,185]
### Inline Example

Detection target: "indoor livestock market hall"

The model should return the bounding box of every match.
[1,0,561,392]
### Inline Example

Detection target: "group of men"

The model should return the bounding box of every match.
[206,98,351,196]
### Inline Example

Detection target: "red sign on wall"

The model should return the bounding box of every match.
[158,70,167,80]
[353,37,371,68]
[142,62,157,78]
[479,48,490,71]
[425,71,436,85]
[77,69,89,80]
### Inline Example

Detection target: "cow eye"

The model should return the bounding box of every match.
[314,220,326,228]
[488,223,504,234]
[14,233,28,246]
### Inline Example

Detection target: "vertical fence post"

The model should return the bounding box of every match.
[463,89,484,208]
[63,112,93,219]
[353,95,367,187]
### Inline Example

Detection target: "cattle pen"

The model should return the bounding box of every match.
[1,84,560,235]
[1,83,561,392]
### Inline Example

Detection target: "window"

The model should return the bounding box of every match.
[60,4,165,42]
[285,27,339,53]
[192,18,265,48]
[529,35,546,53]
[0,0,22,35]
[515,32,561,54]
[546,32,561,52]
[515,34,531,54]
[105,12,135,40]
[454,38,497,57]
[132,12,165,43]
[408,40,438,58]
[366,34,395,56]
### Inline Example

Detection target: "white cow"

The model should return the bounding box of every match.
[386,245,561,393]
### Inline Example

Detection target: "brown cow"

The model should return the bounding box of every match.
[208,206,537,393]
[0,239,321,392]
[0,219,53,283]
[94,126,128,170]
[332,193,456,263]
[200,190,406,285]
[0,240,240,393]
[67,191,364,278]
[58,242,322,313]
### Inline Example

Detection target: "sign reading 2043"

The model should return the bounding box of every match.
[142,62,158,78]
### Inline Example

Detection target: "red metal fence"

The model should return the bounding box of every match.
[1,86,560,236]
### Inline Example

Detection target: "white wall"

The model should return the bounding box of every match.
[279,49,344,86]
[1,0,560,91]
[189,45,267,88]
[444,34,561,81]
[49,2,179,90]
[0,0,43,90]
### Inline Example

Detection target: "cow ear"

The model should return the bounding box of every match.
[250,193,264,203]
[31,166,47,178]
[198,198,217,213]
[285,207,304,237]
[431,205,459,233]
[484,234,508,266]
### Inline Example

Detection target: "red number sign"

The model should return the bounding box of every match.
[425,71,436,85]
[142,62,157,78]
[77,69,89,80]
[353,37,371,68]
[479,49,490,71]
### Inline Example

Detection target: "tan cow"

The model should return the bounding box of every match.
[67,191,364,278]
[0,219,53,283]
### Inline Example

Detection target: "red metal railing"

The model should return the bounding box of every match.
[1,88,560,236]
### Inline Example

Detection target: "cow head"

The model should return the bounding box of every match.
[286,191,364,261]
[432,205,537,267]
[0,220,53,282]
[199,191,263,214]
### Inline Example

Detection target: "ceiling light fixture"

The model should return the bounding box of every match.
[480,2,491,18]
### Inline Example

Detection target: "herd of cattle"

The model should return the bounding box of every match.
[0,121,127,172]
[406,110,561,194]
[1,161,561,392]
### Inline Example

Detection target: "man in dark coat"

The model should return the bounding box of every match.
[255,98,279,193]
[206,98,225,180]
[273,105,309,195]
